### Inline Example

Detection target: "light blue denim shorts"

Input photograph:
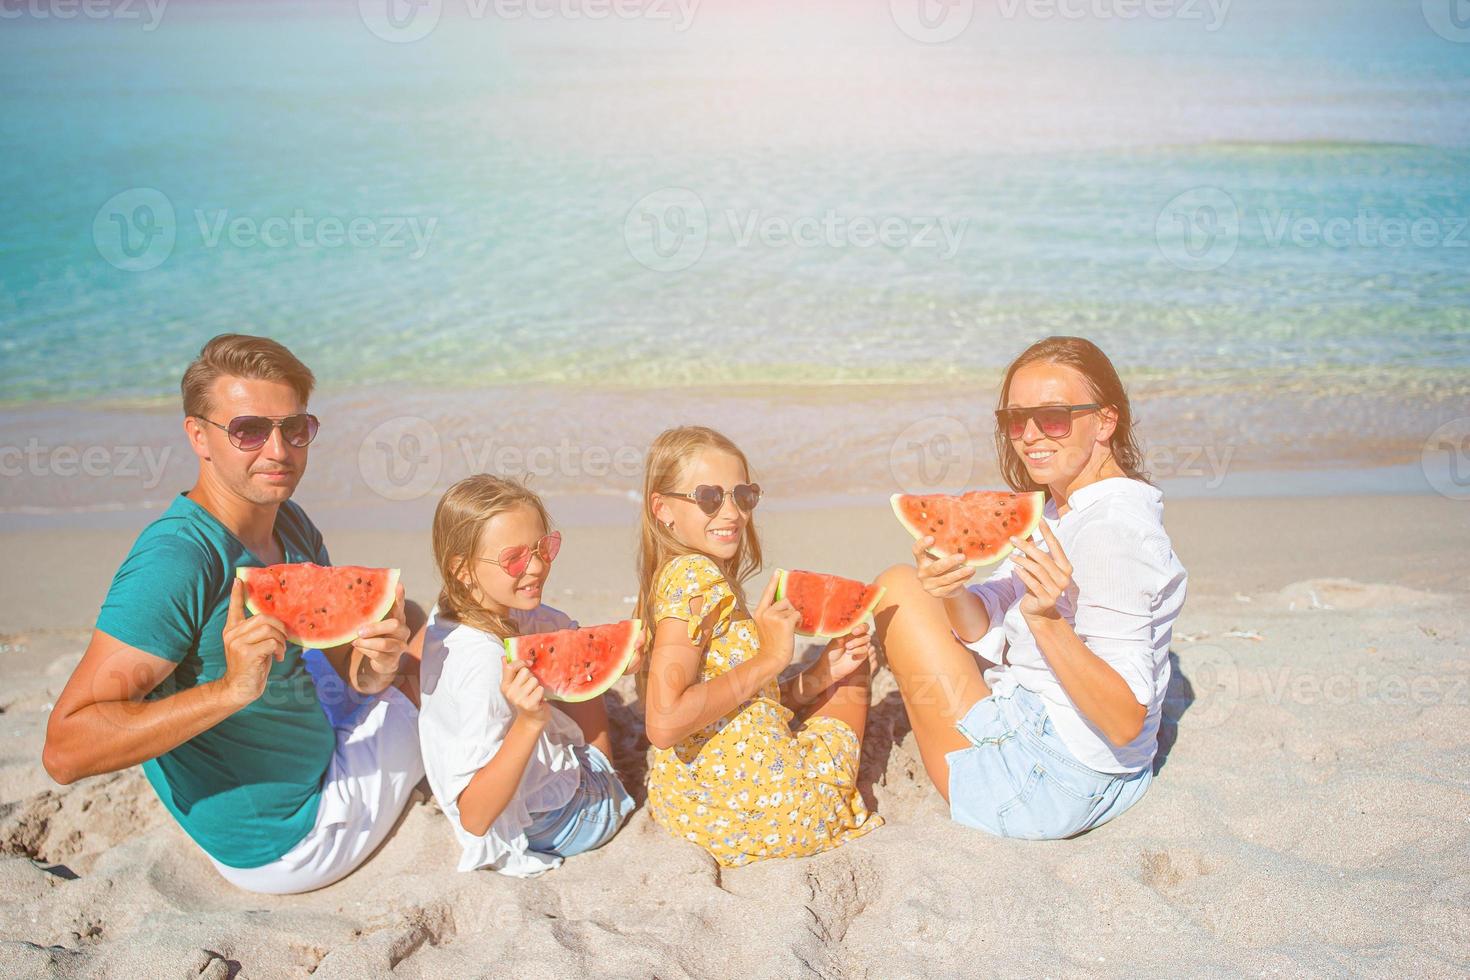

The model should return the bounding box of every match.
[524,744,635,858]
[946,685,1152,840]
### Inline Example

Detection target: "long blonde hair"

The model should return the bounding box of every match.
[432,474,553,641]
[634,426,764,662]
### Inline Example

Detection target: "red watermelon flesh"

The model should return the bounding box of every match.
[505,619,641,703]
[890,490,1045,567]
[773,569,885,638]
[236,563,400,648]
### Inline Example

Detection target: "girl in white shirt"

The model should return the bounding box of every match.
[874,336,1187,839]
[418,476,634,876]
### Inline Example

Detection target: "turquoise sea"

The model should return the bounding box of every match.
[1,0,1468,518]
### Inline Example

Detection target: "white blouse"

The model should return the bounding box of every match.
[418,604,587,876]
[961,477,1188,774]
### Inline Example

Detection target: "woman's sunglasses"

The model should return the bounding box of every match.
[665,483,763,517]
[995,403,1100,440]
[477,531,562,579]
[196,413,320,451]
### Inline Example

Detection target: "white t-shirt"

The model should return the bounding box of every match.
[960,477,1188,774]
[418,604,588,876]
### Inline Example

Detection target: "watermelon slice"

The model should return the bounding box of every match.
[236,563,400,648]
[890,490,1045,567]
[505,619,641,703]
[772,569,885,638]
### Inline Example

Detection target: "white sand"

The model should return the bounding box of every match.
[1,494,1467,978]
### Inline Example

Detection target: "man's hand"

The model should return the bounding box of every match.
[352,583,410,683]
[221,577,287,707]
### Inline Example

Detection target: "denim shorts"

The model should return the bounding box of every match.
[946,686,1152,840]
[524,744,635,858]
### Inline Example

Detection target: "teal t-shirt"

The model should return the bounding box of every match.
[95,493,337,869]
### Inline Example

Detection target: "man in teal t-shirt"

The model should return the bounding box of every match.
[42,334,424,894]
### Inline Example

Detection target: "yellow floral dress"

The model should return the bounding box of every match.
[645,553,882,866]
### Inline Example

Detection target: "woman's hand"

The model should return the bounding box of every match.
[913,536,976,599]
[501,658,550,728]
[1009,521,1074,622]
[752,574,800,674]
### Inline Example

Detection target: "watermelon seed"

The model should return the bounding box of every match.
[264,593,273,601]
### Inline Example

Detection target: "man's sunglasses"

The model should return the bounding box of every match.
[665,483,763,517]
[477,531,562,579]
[995,403,1100,440]
[195,413,320,451]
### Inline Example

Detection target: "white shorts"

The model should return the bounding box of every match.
[209,653,424,895]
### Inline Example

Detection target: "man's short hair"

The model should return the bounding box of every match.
[181,334,316,419]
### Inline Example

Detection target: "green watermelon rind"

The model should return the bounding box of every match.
[504,619,641,704]
[773,568,886,639]
[236,564,401,649]
[889,490,1045,568]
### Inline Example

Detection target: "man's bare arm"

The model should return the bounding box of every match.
[42,580,287,784]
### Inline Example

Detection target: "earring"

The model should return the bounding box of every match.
[663,520,674,530]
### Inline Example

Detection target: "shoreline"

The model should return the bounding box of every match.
[4,490,1464,634]
[2,372,1465,531]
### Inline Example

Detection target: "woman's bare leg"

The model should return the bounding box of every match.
[803,655,872,743]
[871,564,992,802]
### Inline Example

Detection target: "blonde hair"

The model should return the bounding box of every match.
[181,333,315,419]
[432,474,553,641]
[634,426,764,664]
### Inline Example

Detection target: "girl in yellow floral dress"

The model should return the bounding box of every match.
[635,426,882,866]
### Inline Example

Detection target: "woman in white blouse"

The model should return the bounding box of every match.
[874,336,1188,839]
